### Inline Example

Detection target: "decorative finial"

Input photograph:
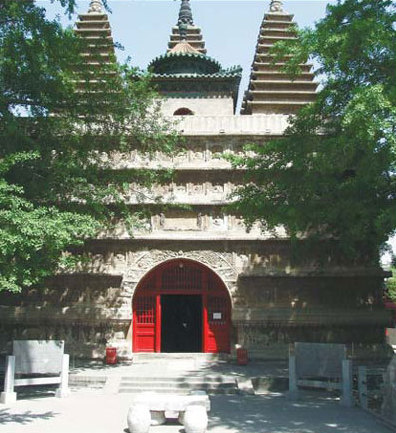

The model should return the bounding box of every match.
[177,0,194,27]
[270,0,284,12]
[88,0,103,13]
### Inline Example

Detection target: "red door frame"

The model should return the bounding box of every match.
[132,259,231,353]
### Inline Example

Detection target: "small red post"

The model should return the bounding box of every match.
[237,348,248,365]
[106,347,117,365]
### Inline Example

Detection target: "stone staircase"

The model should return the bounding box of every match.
[69,353,240,395]
[118,353,238,394]
[131,353,231,363]
[118,374,238,395]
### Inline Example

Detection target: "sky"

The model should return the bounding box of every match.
[36,0,396,263]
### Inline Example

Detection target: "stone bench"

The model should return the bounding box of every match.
[127,392,210,433]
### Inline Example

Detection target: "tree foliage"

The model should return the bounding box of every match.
[0,0,177,292]
[230,0,396,263]
[387,271,396,302]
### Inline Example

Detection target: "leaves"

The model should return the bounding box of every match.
[0,1,178,292]
[230,0,396,263]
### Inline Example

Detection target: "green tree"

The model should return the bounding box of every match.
[386,256,396,302]
[230,0,396,263]
[0,0,177,292]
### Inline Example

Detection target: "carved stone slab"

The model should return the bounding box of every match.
[13,340,64,375]
[294,342,346,378]
[124,250,238,286]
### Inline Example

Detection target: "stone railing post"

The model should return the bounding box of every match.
[341,359,353,407]
[358,366,368,409]
[0,355,17,405]
[55,354,70,398]
[288,352,299,400]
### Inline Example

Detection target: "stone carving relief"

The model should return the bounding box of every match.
[238,325,286,347]
[123,250,239,294]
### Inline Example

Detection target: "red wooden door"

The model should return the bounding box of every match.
[132,260,231,353]
[133,294,156,352]
[207,295,230,353]
[206,272,231,353]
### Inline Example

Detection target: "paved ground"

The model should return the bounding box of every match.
[1,358,394,433]
[68,358,289,379]
[0,389,394,433]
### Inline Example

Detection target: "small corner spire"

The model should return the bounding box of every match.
[88,0,103,14]
[270,0,284,12]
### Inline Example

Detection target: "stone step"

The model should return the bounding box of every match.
[120,375,235,383]
[119,387,237,395]
[119,387,191,395]
[119,383,237,395]
[118,374,238,395]
[119,381,236,389]
[132,353,230,363]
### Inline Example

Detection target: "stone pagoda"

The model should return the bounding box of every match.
[241,0,317,114]
[73,0,116,89]
[0,0,390,360]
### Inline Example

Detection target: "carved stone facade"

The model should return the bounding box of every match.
[0,0,391,360]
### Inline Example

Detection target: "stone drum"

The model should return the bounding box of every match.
[184,405,208,433]
[127,404,151,433]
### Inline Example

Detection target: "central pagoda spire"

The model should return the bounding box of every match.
[177,0,194,26]
[167,0,206,54]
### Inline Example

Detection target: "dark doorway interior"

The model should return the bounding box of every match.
[161,295,202,353]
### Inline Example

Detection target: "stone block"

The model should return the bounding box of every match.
[184,405,208,433]
[127,404,151,433]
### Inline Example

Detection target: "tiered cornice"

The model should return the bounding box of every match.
[241,0,317,115]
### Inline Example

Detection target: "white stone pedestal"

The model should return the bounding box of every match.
[183,405,208,433]
[127,404,151,433]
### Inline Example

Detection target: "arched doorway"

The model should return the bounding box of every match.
[132,259,231,353]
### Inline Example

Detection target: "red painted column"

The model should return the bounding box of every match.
[155,269,162,352]
[155,294,161,352]
[202,269,209,353]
